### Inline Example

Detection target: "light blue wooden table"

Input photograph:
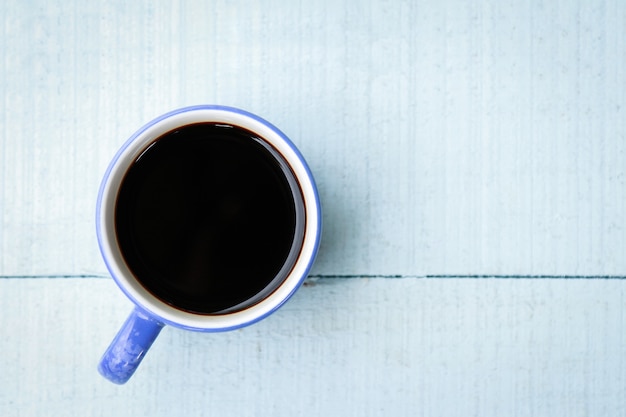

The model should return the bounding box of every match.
[1,1,625,416]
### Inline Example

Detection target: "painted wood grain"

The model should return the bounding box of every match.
[0,277,624,417]
[1,1,625,416]
[0,0,624,277]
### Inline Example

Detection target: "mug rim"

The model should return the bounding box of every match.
[96,105,321,331]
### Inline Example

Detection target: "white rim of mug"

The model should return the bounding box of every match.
[96,105,321,331]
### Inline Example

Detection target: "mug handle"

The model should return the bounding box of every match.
[98,307,165,384]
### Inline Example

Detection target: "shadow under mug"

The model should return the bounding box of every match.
[96,105,321,384]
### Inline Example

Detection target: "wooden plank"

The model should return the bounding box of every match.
[0,277,624,416]
[1,2,625,416]
[0,0,624,277]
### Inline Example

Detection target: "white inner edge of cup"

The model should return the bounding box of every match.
[98,108,320,330]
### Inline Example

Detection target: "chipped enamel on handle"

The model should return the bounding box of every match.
[98,307,165,384]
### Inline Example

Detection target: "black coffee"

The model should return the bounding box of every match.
[115,123,300,314]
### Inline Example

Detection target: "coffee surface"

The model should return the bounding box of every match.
[115,123,297,314]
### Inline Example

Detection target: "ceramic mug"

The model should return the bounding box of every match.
[96,105,321,384]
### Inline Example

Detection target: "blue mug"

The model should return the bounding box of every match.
[96,105,321,384]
